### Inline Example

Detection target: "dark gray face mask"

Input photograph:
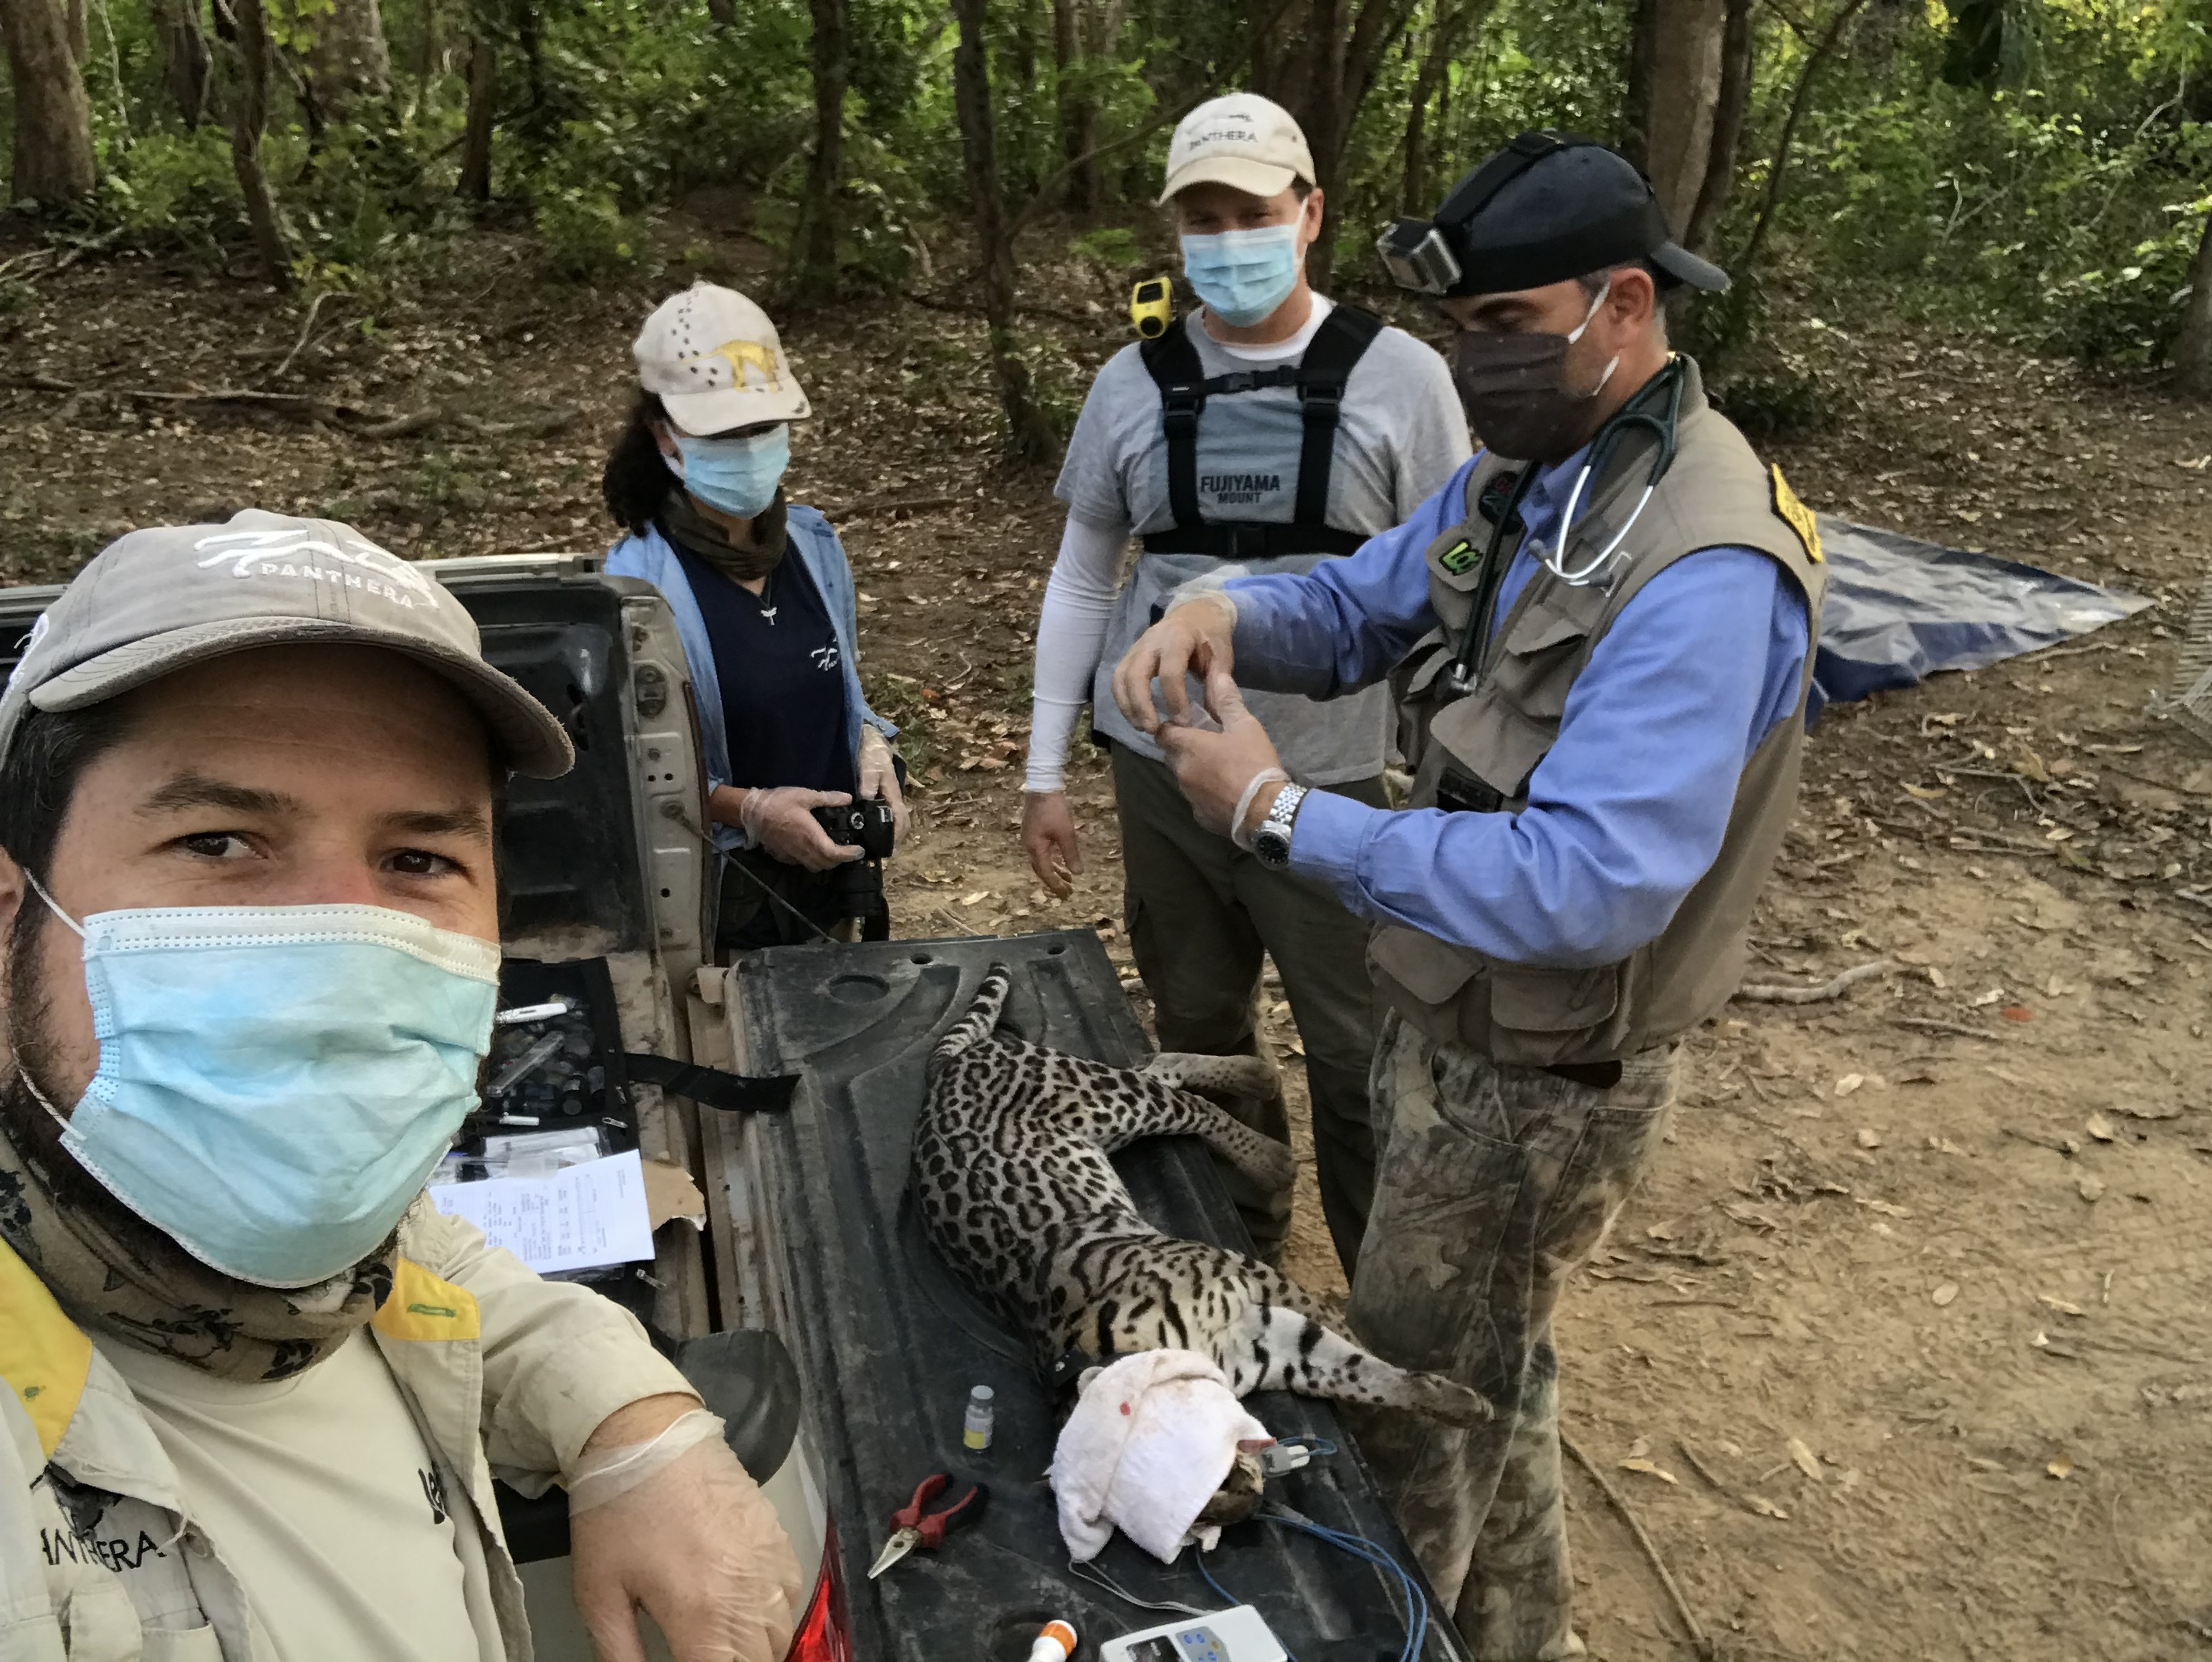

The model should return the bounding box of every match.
[1451,280,1619,464]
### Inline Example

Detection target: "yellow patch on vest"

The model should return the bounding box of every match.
[1770,465,1822,564]
[0,1238,94,1459]
[372,1259,482,1342]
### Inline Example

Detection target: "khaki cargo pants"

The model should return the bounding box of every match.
[1344,1012,1679,1662]
[1112,745,1385,1276]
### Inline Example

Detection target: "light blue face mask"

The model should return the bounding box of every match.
[20,876,499,1289]
[665,424,791,520]
[1180,224,1304,328]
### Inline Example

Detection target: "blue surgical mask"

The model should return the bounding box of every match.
[1180,224,1304,328]
[20,875,498,1289]
[665,425,791,520]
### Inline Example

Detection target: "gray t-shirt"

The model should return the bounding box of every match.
[1055,302,1470,782]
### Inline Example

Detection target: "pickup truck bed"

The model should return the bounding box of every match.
[734,930,1468,1662]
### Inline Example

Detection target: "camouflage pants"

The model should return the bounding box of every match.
[1343,1013,1679,1662]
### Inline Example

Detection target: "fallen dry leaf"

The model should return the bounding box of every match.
[2001,1006,2035,1022]
[957,890,990,906]
[2047,1454,2073,1480]
[1788,1438,1824,1482]
[1619,1457,1678,1484]
[1932,1282,1960,1307]
[1969,988,2006,1008]
[2085,1113,2115,1142]
[1746,1495,1790,1519]
[2039,1294,2086,1317]
[2112,1100,2183,1121]
[1857,1126,1882,1148]
[2077,1174,2107,1203]
[1836,1073,1865,1097]
[1857,1197,1910,1218]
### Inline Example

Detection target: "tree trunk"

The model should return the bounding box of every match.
[1682,0,1753,257]
[1054,0,1097,211]
[1401,0,1493,212]
[218,0,291,287]
[1735,0,1871,280]
[150,0,213,125]
[458,32,494,201]
[1271,0,1421,290]
[794,0,847,297]
[951,0,1057,463]
[1632,0,1728,236]
[305,0,390,115]
[2177,207,2212,399]
[0,0,97,203]
[408,0,436,119]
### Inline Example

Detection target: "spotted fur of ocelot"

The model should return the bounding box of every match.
[912,966,1491,1427]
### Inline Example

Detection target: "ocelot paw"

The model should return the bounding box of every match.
[1406,1369,1495,1427]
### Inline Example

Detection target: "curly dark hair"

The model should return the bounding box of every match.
[602,390,675,534]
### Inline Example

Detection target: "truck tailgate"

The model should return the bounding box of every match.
[734,929,1468,1661]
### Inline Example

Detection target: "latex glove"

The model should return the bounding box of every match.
[1021,791,1083,896]
[740,785,863,871]
[1155,666,1287,843]
[855,725,910,847]
[569,1408,804,1662]
[1111,590,1238,735]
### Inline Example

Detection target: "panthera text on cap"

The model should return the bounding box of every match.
[633,282,813,438]
[0,509,573,778]
[1156,94,1316,203]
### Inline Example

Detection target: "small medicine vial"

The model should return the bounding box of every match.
[1026,1620,1077,1662]
[961,1385,995,1451]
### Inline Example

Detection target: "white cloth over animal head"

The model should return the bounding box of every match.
[1051,1349,1273,1565]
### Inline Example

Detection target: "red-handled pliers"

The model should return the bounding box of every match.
[866,1472,989,1578]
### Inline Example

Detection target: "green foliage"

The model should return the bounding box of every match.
[534,188,648,281]
[94,130,241,250]
[1069,226,1145,270]
[7,0,2206,388]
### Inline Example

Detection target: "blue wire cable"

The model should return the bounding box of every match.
[1191,1548,1300,1662]
[1261,1512,1430,1662]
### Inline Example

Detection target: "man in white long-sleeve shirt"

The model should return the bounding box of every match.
[1019,95,1470,1272]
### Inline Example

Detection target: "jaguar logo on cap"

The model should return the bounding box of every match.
[193,524,438,605]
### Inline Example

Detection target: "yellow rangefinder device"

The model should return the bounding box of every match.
[1130,277,1173,339]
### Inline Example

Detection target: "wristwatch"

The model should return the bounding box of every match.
[1251,783,1309,870]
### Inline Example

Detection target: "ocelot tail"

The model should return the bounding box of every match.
[910,966,1491,1427]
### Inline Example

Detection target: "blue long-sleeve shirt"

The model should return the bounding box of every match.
[1224,450,1810,968]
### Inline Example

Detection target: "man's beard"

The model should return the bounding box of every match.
[0,901,163,1256]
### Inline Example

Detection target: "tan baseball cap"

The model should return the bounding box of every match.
[633,283,812,436]
[1158,94,1316,205]
[0,511,574,777]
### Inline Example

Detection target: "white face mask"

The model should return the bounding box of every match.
[19,872,498,1288]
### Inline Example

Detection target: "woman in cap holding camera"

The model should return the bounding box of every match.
[605,283,907,951]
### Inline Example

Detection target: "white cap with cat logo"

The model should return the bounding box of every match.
[0,510,574,777]
[633,283,813,438]
[1157,94,1317,205]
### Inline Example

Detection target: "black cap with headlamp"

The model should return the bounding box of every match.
[1377,130,1731,298]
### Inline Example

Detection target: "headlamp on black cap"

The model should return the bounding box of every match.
[1375,128,1730,299]
[1376,218,1462,296]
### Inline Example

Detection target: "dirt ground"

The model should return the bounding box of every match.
[4,223,2211,1661]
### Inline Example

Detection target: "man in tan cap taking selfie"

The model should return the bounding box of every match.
[1019,94,1471,1275]
[0,511,801,1661]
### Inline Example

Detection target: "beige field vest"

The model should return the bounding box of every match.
[1372,356,1828,1066]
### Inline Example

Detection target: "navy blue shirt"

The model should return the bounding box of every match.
[668,536,855,799]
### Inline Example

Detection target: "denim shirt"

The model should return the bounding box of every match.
[606,504,894,852]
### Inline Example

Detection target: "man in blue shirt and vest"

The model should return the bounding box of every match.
[1112,133,1828,1658]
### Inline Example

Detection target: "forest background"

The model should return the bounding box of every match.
[2,0,2211,442]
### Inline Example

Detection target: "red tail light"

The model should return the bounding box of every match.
[782,1521,852,1662]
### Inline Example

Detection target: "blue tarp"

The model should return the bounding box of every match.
[1809,516,2148,719]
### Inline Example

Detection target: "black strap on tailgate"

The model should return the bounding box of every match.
[623,1051,800,1113]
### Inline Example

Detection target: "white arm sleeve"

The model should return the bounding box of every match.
[1025,510,1130,793]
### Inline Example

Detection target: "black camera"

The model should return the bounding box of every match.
[812,797,897,861]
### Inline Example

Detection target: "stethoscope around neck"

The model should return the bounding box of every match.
[1444,356,1687,694]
